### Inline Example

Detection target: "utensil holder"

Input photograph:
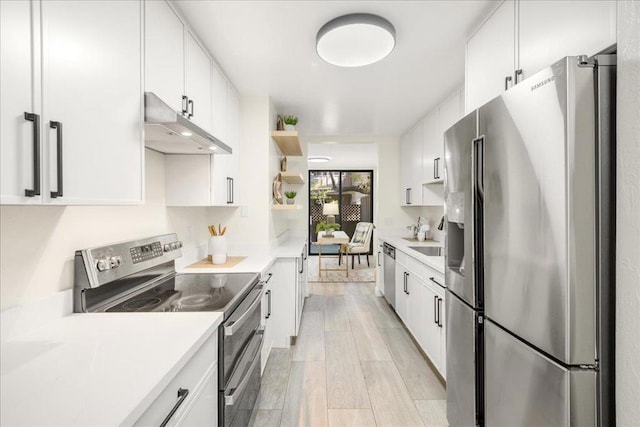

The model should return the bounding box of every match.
[208,236,227,264]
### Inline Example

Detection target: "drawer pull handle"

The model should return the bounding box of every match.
[159,388,189,427]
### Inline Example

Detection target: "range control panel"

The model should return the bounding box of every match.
[76,234,184,288]
[130,241,163,264]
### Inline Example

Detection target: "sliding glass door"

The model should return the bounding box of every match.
[308,170,374,256]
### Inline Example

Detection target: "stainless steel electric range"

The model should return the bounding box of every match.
[73,234,264,427]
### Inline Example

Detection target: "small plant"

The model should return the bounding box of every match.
[316,221,341,233]
[284,191,297,199]
[283,115,298,126]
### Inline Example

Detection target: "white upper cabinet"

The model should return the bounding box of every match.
[145,0,221,136]
[184,30,213,132]
[144,0,184,112]
[400,123,424,206]
[466,0,516,113]
[1,0,40,205]
[211,63,229,143]
[1,0,144,206]
[41,0,143,205]
[466,0,616,113]
[421,110,441,185]
[517,0,616,81]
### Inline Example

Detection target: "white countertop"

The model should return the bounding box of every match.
[378,234,445,275]
[0,234,308,426]
[176,236,307,275]
[1,312,223,426]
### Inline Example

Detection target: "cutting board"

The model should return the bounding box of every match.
[186,256,247,269]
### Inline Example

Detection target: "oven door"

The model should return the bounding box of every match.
[219,286,262,387]
[220,329,263,427]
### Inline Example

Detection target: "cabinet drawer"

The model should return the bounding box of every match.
[134,332,218,426]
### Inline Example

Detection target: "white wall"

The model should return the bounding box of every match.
[0,149,213,311]
[616,1,640,423]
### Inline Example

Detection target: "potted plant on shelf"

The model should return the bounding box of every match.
[285,191,297,205]
[316,221,341,238]
[283,115,298,131]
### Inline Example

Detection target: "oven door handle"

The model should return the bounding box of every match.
[224,330,263,406]
[224,288,262,336]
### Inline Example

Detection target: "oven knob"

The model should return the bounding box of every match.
[96,259,110,271]
[109,256,122,268]
[164,244,171,252]
[177,241,183,248]
[170,242,178,250]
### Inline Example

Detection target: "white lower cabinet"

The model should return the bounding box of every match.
[261,243,307,365]
[173,363,218,426]
[260,267,275,374]
[270,250,306,348]
[394,248,446,378]
[134,331,218,426]
[376,240,384,295]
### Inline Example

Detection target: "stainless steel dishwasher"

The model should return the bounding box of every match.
[382,243,396,308]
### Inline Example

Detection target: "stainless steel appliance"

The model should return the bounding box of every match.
[444,54,616,426]
[74,234,263,427]
[382,242,396,307]
[144,92,232,154]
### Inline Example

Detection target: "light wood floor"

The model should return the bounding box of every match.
[252,282,448,427]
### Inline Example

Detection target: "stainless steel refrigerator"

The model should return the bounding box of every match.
[444,54,616,426]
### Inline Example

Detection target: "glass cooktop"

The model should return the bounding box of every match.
[105,272,260,316]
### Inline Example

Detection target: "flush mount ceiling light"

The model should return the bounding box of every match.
[308,156,332,163]
[316,13,396,67]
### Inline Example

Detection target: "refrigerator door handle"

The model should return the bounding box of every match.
[472,136,485,198]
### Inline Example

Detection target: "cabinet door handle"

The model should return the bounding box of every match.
[437,297,443,327]
[434,295,438,324]
[429,276,443,288]
[406,188,412,205]
[405,272,410,295]
[181,95,188,115]
[504,75,512,91]
[231,178,234,204]
[377,251,381,267]
[263,272,273,284]
[515,69,523,84]
[24,112,41,197]
[299,255,304,274]
[266,290,271,319]
[433,158,437,179]
[49,121,63,198]
[159,388,189,427]
[187,99,194,118]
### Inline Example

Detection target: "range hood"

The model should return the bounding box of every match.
[144,92,232,155]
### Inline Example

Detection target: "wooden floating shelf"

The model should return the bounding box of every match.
[271,204,302,211]
[271,131,303,156]
[279,172,304,184]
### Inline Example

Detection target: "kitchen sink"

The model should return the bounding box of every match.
[408,246,443,256]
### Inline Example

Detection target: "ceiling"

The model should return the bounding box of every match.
[174,1,496,137]
[308,142,378,169]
